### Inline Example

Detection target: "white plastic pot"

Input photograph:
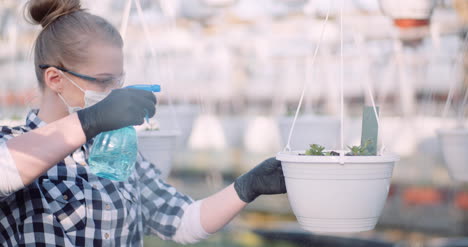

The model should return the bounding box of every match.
[437,128,468,182]
[137,130,180,179]
[379,0,436,19]
[244,116,281,153]
[202,0,237,7]
[155,104,199,148]
[189,114,227,150]
[221,116,246,148]
[276,151,399,233]
[278,115,340,150]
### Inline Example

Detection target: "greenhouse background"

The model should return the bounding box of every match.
[1,0,468,246]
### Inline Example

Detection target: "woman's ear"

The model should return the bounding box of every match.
[43,68,64,93]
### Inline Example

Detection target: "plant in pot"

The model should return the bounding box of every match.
[137,121,180,180]
[277,107,399,233]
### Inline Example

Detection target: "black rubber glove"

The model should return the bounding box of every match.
[77,88,156,140]
[234,157,287,203]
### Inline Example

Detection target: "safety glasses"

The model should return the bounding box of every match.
[39,64,125,88]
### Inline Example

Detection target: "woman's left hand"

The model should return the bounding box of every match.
[234,157,287,203]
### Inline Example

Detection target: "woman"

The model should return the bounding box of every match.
[0,0,286,246]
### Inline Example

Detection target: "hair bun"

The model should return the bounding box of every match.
[27,0,81,28]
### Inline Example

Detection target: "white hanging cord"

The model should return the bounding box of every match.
[193,42,209,115]
[375,57,392,109]
[375,26,400,108]
[421,23,441,121]
[339,0,345,164]
[134,0,156,57]
[351,31,386,155]
[419,26,441,119]
[365,75,386,154]
[134,0,181,132]
[283,1,331,152]
[157,0,182,132]
[457,82,468,127]
[442,33,468,120]
[119,0,132,41]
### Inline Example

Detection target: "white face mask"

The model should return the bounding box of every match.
[58,71,110,114]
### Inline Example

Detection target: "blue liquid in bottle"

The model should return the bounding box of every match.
[88,126,138,181]
[87,84,160,181]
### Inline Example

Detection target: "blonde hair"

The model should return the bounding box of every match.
[25,0,123,89]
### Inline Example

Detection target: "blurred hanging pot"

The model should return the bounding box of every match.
[180,0,216,21]
[276,151,399,233]
[379,0,436,46]
[155,104,199,149]
[244,116,281,154]
[138,130,181,179]
[393,19,431,29]
[437,128,468,182]
[201,0,237,8]
[455,191,468,211]
[402,187,444,206]
[379,0,436,28]
[221,115,247,148]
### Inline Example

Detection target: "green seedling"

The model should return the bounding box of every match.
[305,144,326,156]
[303,140,374,156]
[346,139,372,156]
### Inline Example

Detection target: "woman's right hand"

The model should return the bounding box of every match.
[77,88,156,140]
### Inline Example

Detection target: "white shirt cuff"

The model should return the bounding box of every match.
[0,141,25,197]
[172,200,211,244]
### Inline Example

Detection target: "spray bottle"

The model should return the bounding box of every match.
[88,84,161,181]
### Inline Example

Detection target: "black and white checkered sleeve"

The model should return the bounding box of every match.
[135,153,194,240]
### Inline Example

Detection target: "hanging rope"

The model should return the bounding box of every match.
[283,2,331,152]
[457,82,468,127]
[119,0,132,41]
[350,31,386,155]
[134,0,181,132]
[442,33,468,120]
[339,0,344,164]
[157,0,183,131]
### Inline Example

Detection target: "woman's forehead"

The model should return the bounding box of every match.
[79,43,124,76]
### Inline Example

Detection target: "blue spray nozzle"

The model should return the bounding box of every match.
[125,84,161,92]
[125,84,161,124]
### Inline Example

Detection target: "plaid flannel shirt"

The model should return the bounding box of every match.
[0,110,193,246]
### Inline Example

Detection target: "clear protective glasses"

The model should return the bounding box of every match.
[39,64,125,89]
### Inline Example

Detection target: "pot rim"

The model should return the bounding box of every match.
[279,114,340,120]
[276,151,399,163]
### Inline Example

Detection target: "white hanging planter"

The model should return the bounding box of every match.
[189,114,227,150]
[137,130,181,179]
[379,0,436,20]
[437,128,468,182]
[276,151,399,233]
[155,104,199,148]
[274,0,399,233]
[278,115,340,150]
[244,116,281,154]
[202,0,237,7]
[221,116,247,148]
